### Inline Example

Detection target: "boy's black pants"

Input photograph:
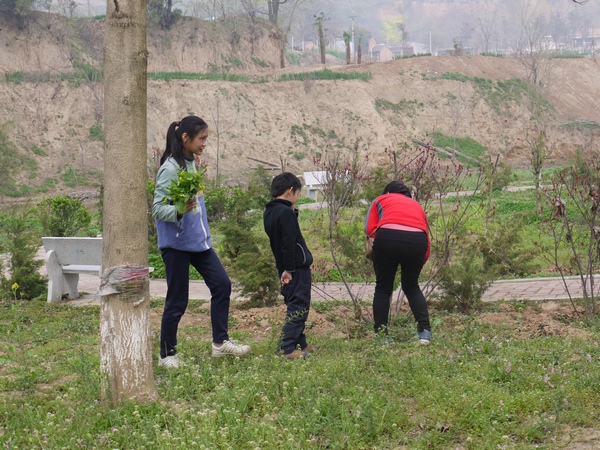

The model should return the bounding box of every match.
[280,267,311,354]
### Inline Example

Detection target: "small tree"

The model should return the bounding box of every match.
[208,91,239,183]
[389,145,489,313]
[526,105,554,209]
[314,145,371,319]
[540,159,600,317]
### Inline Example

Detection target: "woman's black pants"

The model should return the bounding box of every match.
[372,228,430,333]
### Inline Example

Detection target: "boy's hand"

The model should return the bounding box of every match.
[281,270,292,286]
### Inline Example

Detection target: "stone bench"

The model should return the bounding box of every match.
[42,237,103,302]
[42,237,153,302]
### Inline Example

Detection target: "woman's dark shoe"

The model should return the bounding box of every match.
[418,329,431,345]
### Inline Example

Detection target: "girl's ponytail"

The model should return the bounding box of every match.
[160,121,180,166]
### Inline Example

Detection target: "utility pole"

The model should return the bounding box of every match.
[350,15,357,63]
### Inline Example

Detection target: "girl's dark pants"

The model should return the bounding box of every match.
[372,228,430,333]
[280,267,311,354]
[160,247,231,358]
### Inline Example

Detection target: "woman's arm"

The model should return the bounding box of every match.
[152,160,180,223]
[364,200,379,236]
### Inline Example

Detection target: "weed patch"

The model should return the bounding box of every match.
[0,300,598,448]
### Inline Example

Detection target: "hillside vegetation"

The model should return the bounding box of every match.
[1,12,600,200]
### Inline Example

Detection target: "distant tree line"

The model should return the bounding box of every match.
[0,0,35,29]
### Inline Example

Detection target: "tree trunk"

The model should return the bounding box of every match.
[268,0,279,24]
[319,24,326,64]
[344,32,350,65]
[102,0,156,403]
[280,34,286,69]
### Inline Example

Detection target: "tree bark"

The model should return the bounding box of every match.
[102,0,156,402]
[279,34,286,69]
[318,20,326,64]
[344,31,351,65]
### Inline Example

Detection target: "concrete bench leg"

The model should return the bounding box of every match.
[45,250,64,303]
[64,273,80,299]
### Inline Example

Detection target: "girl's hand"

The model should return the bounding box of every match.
[183,197,198,214]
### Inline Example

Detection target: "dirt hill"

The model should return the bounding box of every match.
[1,13,600,201]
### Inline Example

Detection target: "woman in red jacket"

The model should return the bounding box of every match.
[365,181,431,345]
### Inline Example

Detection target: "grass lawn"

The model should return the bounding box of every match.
[1,298,599,449]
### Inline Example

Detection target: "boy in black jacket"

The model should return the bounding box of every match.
[264,173,314,359]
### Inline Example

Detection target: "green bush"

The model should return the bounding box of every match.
[28,145,46,156]
[88,124,103,141]
[0,207,46,300]
[362,167,394,203]
[60,166,89,187]
[431,131,487,160]
[148,72,250,82]
[250,56,270,68]
[245,166,273,210]
[479,215,540,277]
[204,185,254,223]
[218,221,280,307]
[435,253,494,313]
[490,161,515,191]
[332,221,375,282]
[325,48,345,59]
[36,196,92,237]
[277,69,371,82]
[286,50,301,66]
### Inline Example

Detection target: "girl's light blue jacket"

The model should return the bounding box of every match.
[152,157,211,252]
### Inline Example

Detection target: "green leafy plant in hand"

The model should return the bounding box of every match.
[164,168,206,214]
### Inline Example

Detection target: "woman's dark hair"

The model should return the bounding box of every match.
[270,172,302,198]
[382,180,412,198]
[160,115,208,168]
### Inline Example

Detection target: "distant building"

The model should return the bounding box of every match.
[366,36,423,61]
[367,36,378,53]
[303,171,327,200]
[370,44,394,62]
[571,30,600,55]
[388,45,415,58]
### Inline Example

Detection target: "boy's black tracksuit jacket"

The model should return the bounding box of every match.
[263,198,313,276]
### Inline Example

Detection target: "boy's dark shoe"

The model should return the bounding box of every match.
[282,349,309,360]
[302,344,321,352]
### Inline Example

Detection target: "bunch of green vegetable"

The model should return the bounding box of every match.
[163,168,206,214]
